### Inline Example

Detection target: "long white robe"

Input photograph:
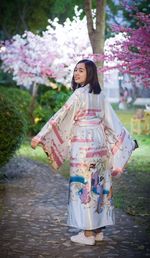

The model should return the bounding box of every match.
[32,84,135,230]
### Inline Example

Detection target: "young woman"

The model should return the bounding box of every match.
[31,59,138,245]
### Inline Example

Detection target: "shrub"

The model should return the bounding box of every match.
[40,86,72,112]
[0,86,32,134]
[0,94,25,167]
[31,86,72,134]
[31,105,53,134]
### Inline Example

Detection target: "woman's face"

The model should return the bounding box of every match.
[73,63,87,85]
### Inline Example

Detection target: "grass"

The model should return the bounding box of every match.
[113,135,150,213]
[116,110,134,131]
[113,111,150,233]
[16,140,49,165]
[17,109,150,232]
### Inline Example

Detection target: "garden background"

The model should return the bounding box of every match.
[0,0,150,244]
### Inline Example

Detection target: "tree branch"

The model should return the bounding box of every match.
[84,0,95,47]
[95,0,106,50]
[18,3,28,31]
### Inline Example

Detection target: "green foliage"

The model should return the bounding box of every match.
[0,84,72,136]
[32,85,72,134]
[31,105,53,134]
[106,0,121,37]
[49,0,84,23]
[0,0,54,39]
[122,0,150,29]
[0,0,125,40]
[40,86,72,112]
[0,94,24,167]
[0,86,32,134]
[0,70,15,85]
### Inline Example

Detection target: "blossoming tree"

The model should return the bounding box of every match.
[0,7,92,87]
[102,11,150,88]
[43,6,92,86]
[0,31,63,121]
[0,7,93,121]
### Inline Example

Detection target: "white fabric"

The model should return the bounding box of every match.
[32,84,135,230]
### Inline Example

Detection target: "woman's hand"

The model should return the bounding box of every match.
[111,167,123,177]
[31,138,37,149]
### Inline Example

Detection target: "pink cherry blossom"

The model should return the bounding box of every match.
[0,7,92,88]
[100,12,150,87]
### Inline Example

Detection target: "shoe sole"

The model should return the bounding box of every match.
[70,237,95,245]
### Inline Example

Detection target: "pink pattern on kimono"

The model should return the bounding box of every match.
[49,121,64,144]
[51,140,64,161]
[75,120,101,126]
[80,147,99,150]
[86,149,108,158]
[50,146,63,167]
[75,108,101,119]
[111,130,126,155]
[70,162,88,168]
[71,137,93,143]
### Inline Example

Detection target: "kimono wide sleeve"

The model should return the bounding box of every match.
[102,95,135,177]
[31,90,81,170]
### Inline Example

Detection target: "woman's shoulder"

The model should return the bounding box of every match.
[74,85,89,96]
[74,86,105,98]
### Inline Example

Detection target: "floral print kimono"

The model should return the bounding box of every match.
[32,84,135,230]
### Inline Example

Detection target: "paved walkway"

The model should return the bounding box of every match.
[0,157,149,258]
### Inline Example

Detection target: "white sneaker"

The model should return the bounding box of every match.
[95,232,104,241]
[70,231,95,245]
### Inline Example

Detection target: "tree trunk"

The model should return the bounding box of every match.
[29,82,39,125]
[84,0,106,87]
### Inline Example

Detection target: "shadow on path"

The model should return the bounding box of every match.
[0,157,149,258]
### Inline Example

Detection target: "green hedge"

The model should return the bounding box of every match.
[0,86,32,134]
[0,94,25,167]
[0,84,72,136]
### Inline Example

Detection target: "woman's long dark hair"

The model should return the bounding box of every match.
[71,59,101,94]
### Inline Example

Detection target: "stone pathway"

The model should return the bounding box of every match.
[0,157,149,258]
